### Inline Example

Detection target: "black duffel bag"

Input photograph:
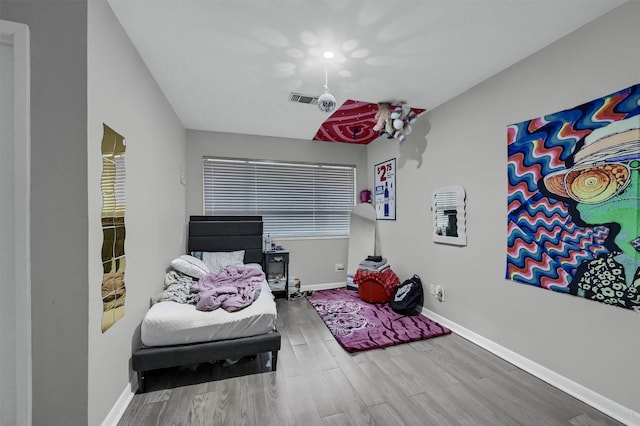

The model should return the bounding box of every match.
[390,274,424,316]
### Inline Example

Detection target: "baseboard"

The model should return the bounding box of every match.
[420,307,639,426]
[101,380,137,426]
[301,282,346,292]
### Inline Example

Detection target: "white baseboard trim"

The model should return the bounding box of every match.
[420,307,638,426]
[101,381,137,426]
[301,282,346,292]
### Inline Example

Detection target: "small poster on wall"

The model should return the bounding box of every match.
[374,158,396,220]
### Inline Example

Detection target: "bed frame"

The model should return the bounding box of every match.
[132,216,281,393]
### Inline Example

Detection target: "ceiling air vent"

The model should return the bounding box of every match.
[289,92,319,105]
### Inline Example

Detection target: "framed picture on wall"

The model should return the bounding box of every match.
[374,158,396,220]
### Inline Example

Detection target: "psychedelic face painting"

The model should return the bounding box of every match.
[506,84,640,312]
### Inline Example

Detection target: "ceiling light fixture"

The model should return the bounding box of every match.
[317,54,336,113]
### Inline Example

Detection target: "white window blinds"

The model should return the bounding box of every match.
[203,157,355,237]
[434,191,458,236]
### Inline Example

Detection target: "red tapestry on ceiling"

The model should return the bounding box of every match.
[313,99,424,145]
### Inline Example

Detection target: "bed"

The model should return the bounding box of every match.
[132,215,281,393]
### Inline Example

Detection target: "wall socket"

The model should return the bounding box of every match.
[435,285,445,302]
[335,263,345,272]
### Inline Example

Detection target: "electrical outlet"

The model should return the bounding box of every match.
[335,263,345,272]
[430,283,436,295]
[435,286,445,302]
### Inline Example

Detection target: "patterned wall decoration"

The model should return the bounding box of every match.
[313,100,379,144]
[101,124,127,331]
[313,99,424,144]
[506,84,640,312]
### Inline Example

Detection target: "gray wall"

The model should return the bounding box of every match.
[87,1,186,424]
[186,130,368,286]
[2,1,188,424]
[3,0,637,423]
[367,1,639,418]
[1,1,89,425]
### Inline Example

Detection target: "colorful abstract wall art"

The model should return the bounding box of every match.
[506,84,640,312]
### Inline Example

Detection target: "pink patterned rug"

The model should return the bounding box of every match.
[309,287,451,353]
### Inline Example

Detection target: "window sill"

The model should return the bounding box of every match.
[271,235,349,241]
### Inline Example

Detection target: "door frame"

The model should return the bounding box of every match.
[1,19,31,426]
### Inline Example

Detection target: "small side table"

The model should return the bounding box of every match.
[264,250,289,299]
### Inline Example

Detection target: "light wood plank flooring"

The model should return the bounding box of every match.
[119,296,623,425]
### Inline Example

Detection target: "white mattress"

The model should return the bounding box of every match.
[141,280,277,347]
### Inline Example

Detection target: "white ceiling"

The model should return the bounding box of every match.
[108,0,626,142]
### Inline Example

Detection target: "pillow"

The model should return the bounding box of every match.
[191,250,245,272]
[170,255,210,279]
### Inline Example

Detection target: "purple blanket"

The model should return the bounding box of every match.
[193,265,265,312]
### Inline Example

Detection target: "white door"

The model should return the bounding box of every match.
[0,19,31,426]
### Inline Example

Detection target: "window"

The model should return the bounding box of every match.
[203,157,356,237]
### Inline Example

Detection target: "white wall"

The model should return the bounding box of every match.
[186,130,368,286]
[87,1,186,425]
[367,2,639,421]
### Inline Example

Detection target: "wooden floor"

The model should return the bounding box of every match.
[119,295,622,426]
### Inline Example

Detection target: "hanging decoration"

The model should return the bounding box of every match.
[312,50,421,141]
[318,60,337,113]
[313,99,424,144]
[373,102,418,144]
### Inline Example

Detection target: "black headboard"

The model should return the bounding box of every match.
[188,216,264,264]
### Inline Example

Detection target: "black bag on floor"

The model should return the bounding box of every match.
[390,274,424,316]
